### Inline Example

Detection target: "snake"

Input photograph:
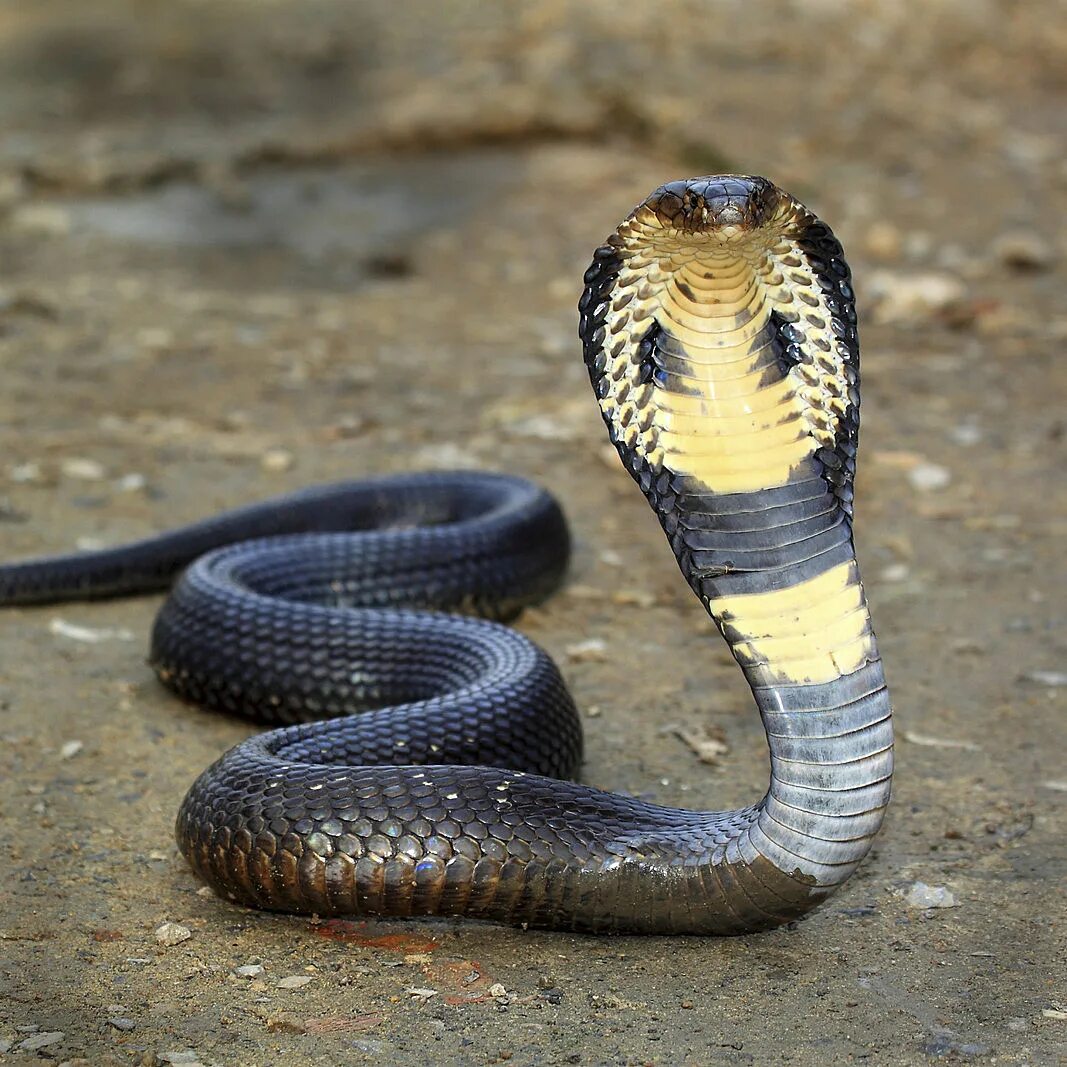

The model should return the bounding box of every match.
[0,175,892,935]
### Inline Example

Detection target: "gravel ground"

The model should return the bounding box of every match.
[0,3,1064,1065]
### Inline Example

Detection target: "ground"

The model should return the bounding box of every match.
[0,3,1064,1065]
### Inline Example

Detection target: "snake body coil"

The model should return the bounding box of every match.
[0,176,891,934]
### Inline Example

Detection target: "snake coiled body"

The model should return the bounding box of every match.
[0,176,892,934]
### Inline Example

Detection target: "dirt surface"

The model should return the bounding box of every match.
[1,3,1065,1065]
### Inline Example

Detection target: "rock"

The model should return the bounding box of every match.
[277,975,313,989]
[1021,669,1067,687]
[908,463,952,492]
[673,724,729,766]
[107,1018,136,1032]
[879,563,911,583]
[866,270,967,326]
[948,423,984,446]
[19,1031,65,1051]
[265,1012,307,1034]
[991,231,1056,271]
[565,638,608,663]
[405,986,439,1001]
[154,922,193,946]
[158,1051,202,1065]
[349,1040,386,1054]
[115,473,148,493]
[902,731,979,751]
[904,882,957,909]
[59,739,84,759]
[60,457,107,481]
[9,462,48,485]
[50,618,135,643]
[234,964,265,978]
[260,448,295,472]
[488,983,508,998]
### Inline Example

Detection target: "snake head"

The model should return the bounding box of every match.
[639,175,785,240]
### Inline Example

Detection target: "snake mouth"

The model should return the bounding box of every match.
[639,175,782,240]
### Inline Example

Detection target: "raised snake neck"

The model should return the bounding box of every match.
[0,175,891,934]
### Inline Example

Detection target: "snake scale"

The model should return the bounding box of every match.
[0,176,892,934]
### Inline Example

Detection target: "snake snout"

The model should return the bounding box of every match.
[645,175,780,237]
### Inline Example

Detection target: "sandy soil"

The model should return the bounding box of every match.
[0,3,1064,1064]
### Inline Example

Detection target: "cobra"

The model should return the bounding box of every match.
[0,175,892,935]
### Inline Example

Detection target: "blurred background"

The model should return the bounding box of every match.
[0,2,1064,1065]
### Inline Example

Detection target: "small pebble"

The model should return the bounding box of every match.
[488,983,508,998]
[234,964,265,978]
[351,1040,386,1054]
[260,448,294,473]
[277,975,313,989]
[904,882,957,909]
[674,724,729,766]
[60,457,107,481]
[50,618,135,643]
[9,462,46,484]
[154,922,192,946]
[867,270,966,326]
[565,638,608,663]
[19,1031,65,1051]
[903,731,979,751]
[59,740,83,760]
[879,563,911,583]
[1021,669,1067,687]
[115,473,147,493]
[266,1012,306,1034]
[991,231,1056,271]
[908,463,952,492]
[405,986,438,1001]
[949,423,984,446]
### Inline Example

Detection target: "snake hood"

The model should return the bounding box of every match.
[582,173,862,520]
